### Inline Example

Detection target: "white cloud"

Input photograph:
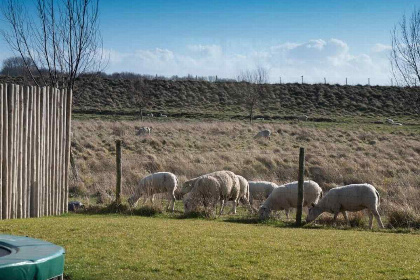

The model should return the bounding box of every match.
[103,39,393,85]
[372,43,392,53]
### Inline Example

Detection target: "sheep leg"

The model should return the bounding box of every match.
[372,209,384,229]
[342,211,349,226]
[167,193,176,212]
[231,200,238,214]
[245,200,254,214]
[368,211,374,229]
[285,209,289,220]
[219,200,226,216]
[333,212,339,226]
[150,194,155,204]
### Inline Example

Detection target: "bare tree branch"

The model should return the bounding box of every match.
[238,66,269,123]
[1,0,104,90]
[390,7,420,87]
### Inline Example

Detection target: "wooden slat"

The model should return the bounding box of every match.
[64,89,72,213]
[0,84,3,220]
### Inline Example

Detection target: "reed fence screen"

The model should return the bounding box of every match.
[0,83,72,219]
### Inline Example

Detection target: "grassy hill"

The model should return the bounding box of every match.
[1,75,419,120]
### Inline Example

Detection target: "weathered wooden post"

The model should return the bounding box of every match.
[115,140,122,204]
[0,84,3,220]
[2,84,9,219]
[22,86,29,218]
[64,88,73,213]
[296,147,305,226]
[18,86,23,218]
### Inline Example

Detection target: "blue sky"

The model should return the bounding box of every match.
[0,0,417,84]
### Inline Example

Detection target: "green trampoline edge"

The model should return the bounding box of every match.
[0,235,65,280]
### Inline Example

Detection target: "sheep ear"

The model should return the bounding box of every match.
[311,203,316,208]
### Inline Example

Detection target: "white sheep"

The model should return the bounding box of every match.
[254,129,271,140]
[136,126,152,136]
[248,181,278,210]
[386,118,394,124]
[161,114,168,118]
[147,113,154,117]
[306,183,384,229]
[182,170,240,215]
[128,172,178,212]
[183,175,221,213]
[298,115,309,121]
[259,180,323,220]
[235,175,253,213]
[255,118,265,121]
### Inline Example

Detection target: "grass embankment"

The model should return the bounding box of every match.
[2,75,419,119]
[0,214,419,280]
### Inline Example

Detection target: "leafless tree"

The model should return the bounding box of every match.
[132,78,147,121]
[238,66,269,123]
[1,0,105,90]
[390,7,420,87]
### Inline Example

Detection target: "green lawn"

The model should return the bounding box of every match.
[0,214,419,280]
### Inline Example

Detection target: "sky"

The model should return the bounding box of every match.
[0,0,418,85]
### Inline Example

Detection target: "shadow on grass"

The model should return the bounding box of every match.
[177,210,216,220]
[223,216,298,228]
[79,202,165,217]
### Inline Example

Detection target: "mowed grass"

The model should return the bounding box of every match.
[0,214,419,280]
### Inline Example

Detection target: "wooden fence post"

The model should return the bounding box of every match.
[22,86,29,218]
[64,88,73,213]
[17,86,23,218]
[296,147,305,226]
[27,87,33,218]
[116,140,122,204]
[7,84,14,219]
[0,84,3,220]
[2,84,8,219]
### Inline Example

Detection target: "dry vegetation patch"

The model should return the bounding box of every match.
[70,119,420,227]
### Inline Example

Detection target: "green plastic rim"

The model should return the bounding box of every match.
[0,235,65,280]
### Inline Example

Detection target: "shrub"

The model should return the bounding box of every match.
[69,182,88,197]
[387,205,420,229]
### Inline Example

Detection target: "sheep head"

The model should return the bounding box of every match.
[306,203,323,223]
[258,205,271,220]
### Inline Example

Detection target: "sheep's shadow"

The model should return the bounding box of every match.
[223,216,298,228]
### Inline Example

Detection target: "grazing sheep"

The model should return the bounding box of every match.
[254,129,271,140]
[182,170,240,215]
[386,118,402,126]
[161,114,168,118]
[136,126,152,136]
[128,172,178,212]
[248,181,278,207]
[259,180,323,220]
[147,113,154,117]
[298,115,309,121]
[183,175,222,214]
[255,118,265,121]
[235,175,253,213]
[306,183,384,229]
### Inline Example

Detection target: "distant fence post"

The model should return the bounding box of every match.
[296,147,305,226]
[116,140,122,204]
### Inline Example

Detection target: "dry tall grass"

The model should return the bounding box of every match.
[70,119,420,227]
